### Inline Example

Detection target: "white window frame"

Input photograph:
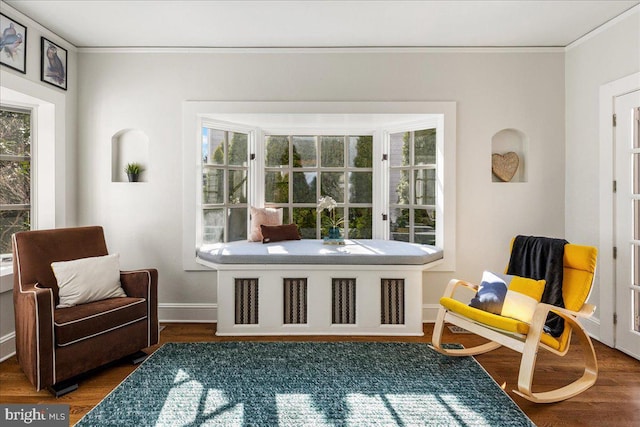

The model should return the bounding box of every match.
[0,105,33,259]
[197,119,256,247]
[0,80,62,289]
[182,102,456,271]
[383,117,443,245]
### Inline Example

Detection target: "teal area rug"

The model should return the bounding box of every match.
[77,342,534,426]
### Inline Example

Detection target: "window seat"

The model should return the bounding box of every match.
[195,239,443,336]
[197,239,443,266]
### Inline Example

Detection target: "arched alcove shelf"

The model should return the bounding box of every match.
[111,129,149,182]
[491,128,527,183]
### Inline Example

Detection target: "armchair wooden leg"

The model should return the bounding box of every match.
[48,380,78,397]
[129,351,149,365]
[514,316,598,403]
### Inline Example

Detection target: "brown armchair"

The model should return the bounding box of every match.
[11,226,158,395]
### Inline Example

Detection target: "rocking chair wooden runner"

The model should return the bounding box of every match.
[430,243,598,403]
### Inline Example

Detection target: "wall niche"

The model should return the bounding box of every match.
[111,129,149,182]
[491,128,527,183]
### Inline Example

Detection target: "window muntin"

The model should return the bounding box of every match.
[0,107,32,255]
[265,135,373,239]
[389,129,436,245]
[201,127,249,244]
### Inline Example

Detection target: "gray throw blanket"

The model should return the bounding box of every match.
[506,235,568,337]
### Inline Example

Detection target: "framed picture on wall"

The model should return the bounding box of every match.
[0,13,27,74]
[41,37,67,90]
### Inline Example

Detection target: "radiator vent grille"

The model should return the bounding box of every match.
[283,278,308,324]
[235,278,259,324]
[332,278,356,324]
[381,278,405,325]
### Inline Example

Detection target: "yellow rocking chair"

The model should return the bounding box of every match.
[430,243,598,403]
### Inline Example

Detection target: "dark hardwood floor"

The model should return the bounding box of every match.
[1,323,639,426]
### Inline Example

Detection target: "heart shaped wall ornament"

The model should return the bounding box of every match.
[492,152,520,182]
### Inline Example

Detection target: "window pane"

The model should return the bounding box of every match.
[281,207,290,224]
[0,210,30,254]
[203,128,224,165]
[634,153,639,194]
[292,172,316,203]
[227,208,247,242]
[414,128,436,165]
[0,110,31,156]
[320,172,344,202]
[202,168,224,204]
[265,171,289,203]
[414,168,435,206]
[634,244,640,288]
[389,169,410,205]
[389,131,409,166]
[0,160,30,205]
[634,288,640,333]
[265,136,289,167]
[321,136,344,167]
[203,209,224,244]
[348,207,372,239]
[228,169,247,203]
[390,208,410,242]
[228,132,248,166]
[349,136,372,168]
[414,208,436,245]
[348,172,372,203]
[635,199,640,241]
[292,136,316,168]
[293,208,317,239]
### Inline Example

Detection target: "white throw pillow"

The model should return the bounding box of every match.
[52,253,126,308]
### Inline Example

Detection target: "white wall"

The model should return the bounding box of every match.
[76,49,566,320]
[565,8,640,340]
[0,1,77,360]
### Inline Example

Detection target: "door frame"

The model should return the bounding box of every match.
[598,71,640,347]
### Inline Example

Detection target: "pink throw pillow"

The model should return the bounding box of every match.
[249,207,282,241]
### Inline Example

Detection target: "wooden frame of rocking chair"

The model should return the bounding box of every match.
[430,249,599,403]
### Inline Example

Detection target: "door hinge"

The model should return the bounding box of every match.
[250,153,256,160]
[635,107,640,122]
[382,154,388,161]
[613,246,617,259]
[382,213,388,221]
[613,180,617,193]
[613,114,617,127]
[613,313,617,325]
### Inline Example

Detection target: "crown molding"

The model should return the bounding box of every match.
[565,3,639,51]
[77,46,564,54]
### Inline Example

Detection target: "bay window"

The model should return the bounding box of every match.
[184,101,456,271]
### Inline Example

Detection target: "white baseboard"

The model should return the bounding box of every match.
[7,301,440,361]
[158,303,217,323]
[582,315,603,344]
[0,332,16,362]
[422,304,441,323]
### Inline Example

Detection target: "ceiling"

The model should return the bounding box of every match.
[4,0,639,49]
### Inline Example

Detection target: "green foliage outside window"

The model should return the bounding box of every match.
[266,135,373,239]
[0,108,31,254]
[390,129,436,244]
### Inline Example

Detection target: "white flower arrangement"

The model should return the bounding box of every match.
[316,195,344,228]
